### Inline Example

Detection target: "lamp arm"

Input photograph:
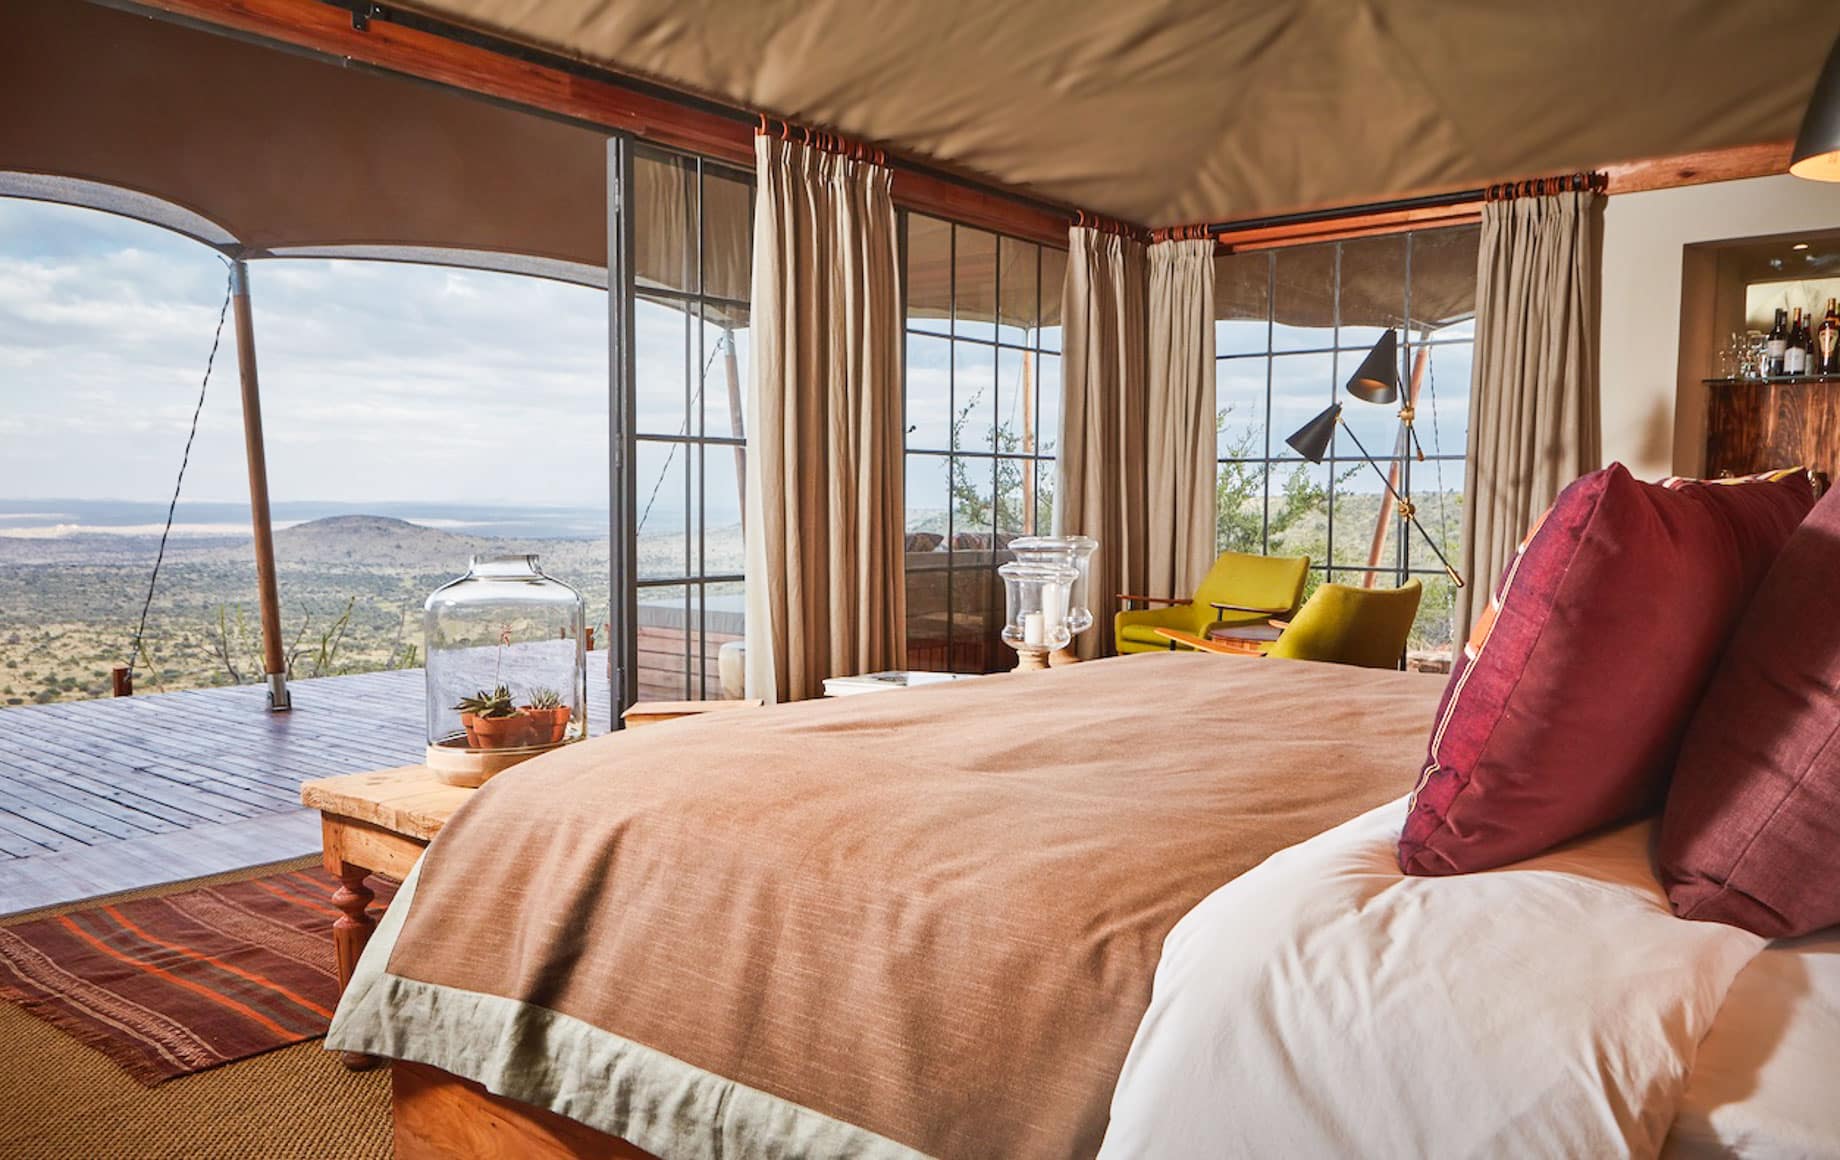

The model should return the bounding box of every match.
[1338,421,1466,589]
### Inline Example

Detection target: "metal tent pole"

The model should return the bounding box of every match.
[230,259,290,711]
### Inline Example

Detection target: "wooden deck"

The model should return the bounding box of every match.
[0,667,612,915]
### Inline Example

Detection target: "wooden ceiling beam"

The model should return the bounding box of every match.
[112,0,1077,248]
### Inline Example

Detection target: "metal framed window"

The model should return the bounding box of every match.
[625,143,755,702]
[1213,225,1478,661]
[900,212,1066,673]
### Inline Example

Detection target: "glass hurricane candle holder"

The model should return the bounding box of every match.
[998,560,1079,671]
[1008,535,1098,635]
[423,554,587,786]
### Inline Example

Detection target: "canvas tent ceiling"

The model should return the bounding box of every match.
[397,0,1840,227]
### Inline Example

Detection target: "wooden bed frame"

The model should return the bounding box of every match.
[394,1060,658,1159]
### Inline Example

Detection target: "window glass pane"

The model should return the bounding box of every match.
[1409,574,1459,667]
[701,305,748,439]
[1039,247,1066,352]
[954,226,998,341]
[998,237,1038,345]
[950,565,1001,672]
[701,165,753,303]
[1337,354,1407,462]
[635,440,687,580]
[702,440,745,577]
[1215,251,1270,357]
[1409,458,1465,578]
[636,296,689,436]
[633,151,697,297]
[1418,340,1472,462]
[952,341,996,452]
[950,456,996,545]
[1265,460,1330,565]
[1272,243,1337,352]
[907,214,953,335]
[905,333,953,451]
[1035,353,1062,455]
[701,580,747,698]
[1331,468,1399,570]
[1217,356,1266,459]
[905,453,951,544]
[1216,461,1267,554]
[904,453,953,671]
[1269,351,1336,458]
[996,347,1034,456]
[1410,224,1481,338]
[635,584,690,701]
[1337,233,1407,349]
[1035,459,1056,536]
[996,457,1035,538]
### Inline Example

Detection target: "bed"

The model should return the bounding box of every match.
[327,653,1837,1159]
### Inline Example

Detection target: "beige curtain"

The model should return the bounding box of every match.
[1056,227,1149,659]
[744,134,905,702]
[1145,238,1218,601]
[1454,189,1604,633]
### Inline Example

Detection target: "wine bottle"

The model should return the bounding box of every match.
[1820,298,1840,375]
[1786,307,1809,376]
[1768,308,1788,376]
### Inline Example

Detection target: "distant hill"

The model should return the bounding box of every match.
[269,515,488,569]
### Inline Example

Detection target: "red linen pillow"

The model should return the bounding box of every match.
[1659,483,1840,936]
[1399,464,1813,877]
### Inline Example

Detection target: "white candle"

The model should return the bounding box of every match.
[1023,611,1045,646]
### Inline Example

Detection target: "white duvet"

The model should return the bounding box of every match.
[1100,799,1768,1159]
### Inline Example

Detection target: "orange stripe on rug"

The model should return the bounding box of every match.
[248,877,343,920]
[102,906,334,1021]
[55,915,298,1040]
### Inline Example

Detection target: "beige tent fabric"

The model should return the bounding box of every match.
[1145,239,1218,600]
[1055,227,1149,660]
[406,0,1834,226]
[744,134,906,702]
[1454,190,1604,634]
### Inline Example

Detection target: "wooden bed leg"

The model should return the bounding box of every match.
[330,863,379,1071]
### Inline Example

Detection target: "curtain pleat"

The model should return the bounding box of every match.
[1145,238,1218,600]
[1056,227,1150,659]
[1454,189,1604,634]
[744,135,905,702]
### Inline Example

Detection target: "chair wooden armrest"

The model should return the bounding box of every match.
[1267,618,1291,631]
[1117,593,1192,609]
[1209,601,1291,617]
[1152,627,1252,655]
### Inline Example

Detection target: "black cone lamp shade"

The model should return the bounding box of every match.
[1792,31,1840,181]
[1345,329,1400,404]
[1286,403,1341,463]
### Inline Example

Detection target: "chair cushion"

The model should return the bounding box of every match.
[1398,465,1813,877]
[1659,483,1840,937]
[1118,624,1177,647]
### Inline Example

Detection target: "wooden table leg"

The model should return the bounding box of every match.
[330,862,380,1072]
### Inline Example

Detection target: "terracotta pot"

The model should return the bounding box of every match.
[463,710,533,750]
[520,705,571,746]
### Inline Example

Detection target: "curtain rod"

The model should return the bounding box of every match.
[1196,170,1607,240]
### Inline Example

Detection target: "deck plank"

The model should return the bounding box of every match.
[0,665,612,912]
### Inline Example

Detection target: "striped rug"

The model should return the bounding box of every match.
[0,866,396,1084]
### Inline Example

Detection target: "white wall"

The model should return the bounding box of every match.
[1600,175,1840,479]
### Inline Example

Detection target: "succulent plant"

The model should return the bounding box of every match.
[524,687,563,710]
[454,684,518,718]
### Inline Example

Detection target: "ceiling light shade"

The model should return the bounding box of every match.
[1345,329,1400,404]
[1286,403,1341,464]
[1792,32,1840,181]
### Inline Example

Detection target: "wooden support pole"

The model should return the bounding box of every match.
[722,327,747,535]
[1362,344,1431,588]
[231,260,290,711]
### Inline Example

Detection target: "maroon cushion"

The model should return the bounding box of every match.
[1399,465,1813,876]
[1660,484,1840,936]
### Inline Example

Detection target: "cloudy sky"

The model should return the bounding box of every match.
[0,198,630,511]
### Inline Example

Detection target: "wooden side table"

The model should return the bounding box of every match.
[621,699,763,727]
[299,766,474,1069]
[1155,623,1285,657]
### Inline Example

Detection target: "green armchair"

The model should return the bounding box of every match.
[1114,551,1310,655]
[1265,579,1423,669]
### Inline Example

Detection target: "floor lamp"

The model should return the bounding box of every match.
[1286,330,1465,588]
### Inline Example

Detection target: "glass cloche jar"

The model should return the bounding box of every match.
[423,555,586,786]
